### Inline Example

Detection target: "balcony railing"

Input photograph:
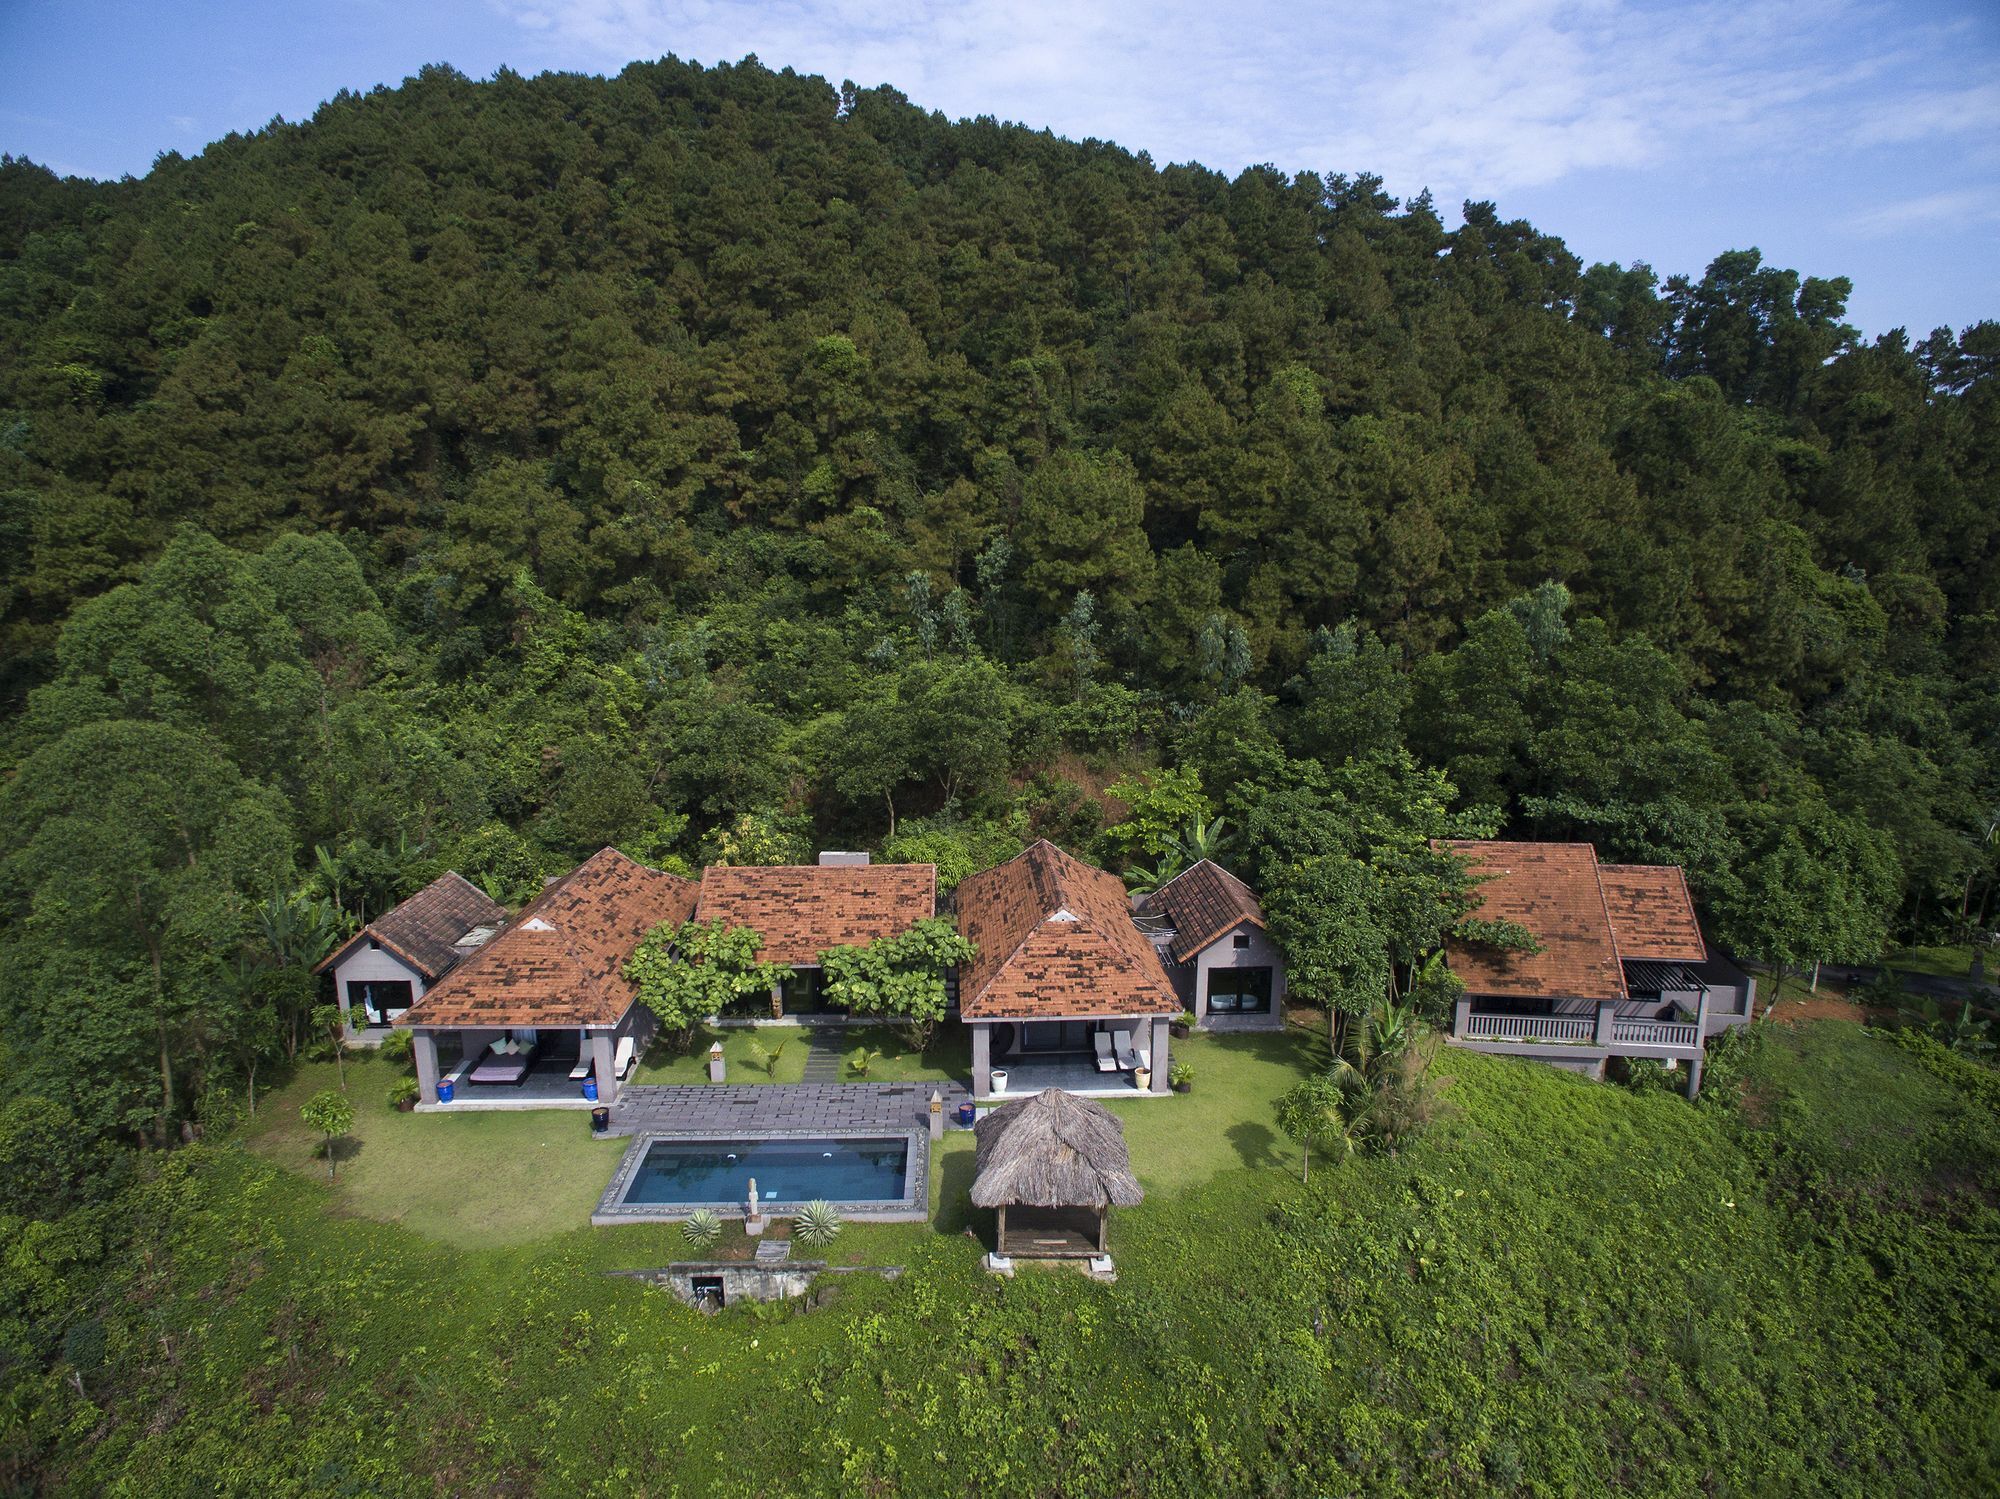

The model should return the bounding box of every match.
[1611,1018,1699,1048]
[1461,1013,1595,1043]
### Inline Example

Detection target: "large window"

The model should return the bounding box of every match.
[1206,967,1273,1015]
[1019,1020,1095,1053]
[347,979,413,1027]
[781,967,830,1013]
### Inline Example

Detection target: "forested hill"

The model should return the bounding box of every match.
[0,57,1995,1137]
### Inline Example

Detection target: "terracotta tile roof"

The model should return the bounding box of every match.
[398,848,699,1029]
[1140,859,1267,963]
[1599,865,1708,962]
[315,871,508,980]
[956,841,1179,1020]
[1439,841,1627,1002]
[693,863,936,966]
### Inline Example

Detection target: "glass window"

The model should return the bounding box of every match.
[1206,967,1272,1014]
[347,979,413,1026]
[1233,933,1251,950]
[780,967,829,1013]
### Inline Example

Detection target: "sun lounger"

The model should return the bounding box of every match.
[568,1052,593,1081]
[613,1034,636,1080]
[1113,1029,1139,1071]
[1093,1032,1119,1073]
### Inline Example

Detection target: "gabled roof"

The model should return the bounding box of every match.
[1439,841,1627,1002]
[971,1088,1143,1209]
[398,848,699,1029]
[316,871,507,981]
[955,841,1179,1019]
[1598,865,1708,962]
[692,863,936,966]
[1140,859,1266,963]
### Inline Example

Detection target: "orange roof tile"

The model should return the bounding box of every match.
[1439,840,1627,1002]
[398,848,699,1029]
[693,863,936,966]
[1141,859,1266,963]
[1599,865,1708,962]
[956,841,1179,1019]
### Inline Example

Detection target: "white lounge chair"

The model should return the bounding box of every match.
[568,1051,593,1081]
[613,1034,636,1080]
[1113,1029,1139,1071]
[1093,1032,1119,1073]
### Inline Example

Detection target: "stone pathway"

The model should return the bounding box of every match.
[800,1028,845,1082]
[606,1080,971,1137]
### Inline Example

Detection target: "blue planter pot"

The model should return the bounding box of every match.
[582,1078,599,1102]
[437,1078,455,1103]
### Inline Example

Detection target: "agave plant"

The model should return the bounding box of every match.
[681,1209,722,1250]
[793,1200,842,1248]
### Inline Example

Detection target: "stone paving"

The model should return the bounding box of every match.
[606,1080,971,1138]
[800,1028,844,1082]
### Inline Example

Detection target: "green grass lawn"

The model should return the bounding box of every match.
[1882,942,1993,980]
[630,1021,971,1085]
[1106,1025,1324,1193]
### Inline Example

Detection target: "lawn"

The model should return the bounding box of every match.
[242,1055,629,1249]
[242,1024,1322,1252]
[1882,942,1993,980]
[630,1021,971,1085]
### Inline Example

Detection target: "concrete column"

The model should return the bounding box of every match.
[1693,982,1713,1040]
[971,1023,991,1098]
[592,1032,617,1105]
[1594,1000,1617,1046]
[929,1089,943,1140]
[1453,997,1472,1037]
[1686,1051,1705,1101]
[1150,1017,1170,1093]
[414,1031,440,1104]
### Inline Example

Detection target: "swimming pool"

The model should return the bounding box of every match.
[593,1128,928,1224]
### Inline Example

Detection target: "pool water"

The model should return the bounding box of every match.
[622,1136,909,1206]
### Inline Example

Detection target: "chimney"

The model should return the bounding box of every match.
[817,851,871,867]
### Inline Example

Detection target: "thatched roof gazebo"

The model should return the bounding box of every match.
[971,1088,1144,1258]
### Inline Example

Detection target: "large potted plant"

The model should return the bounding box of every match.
[1170,1061,1193,1094]
[1170,1010,1196,1039]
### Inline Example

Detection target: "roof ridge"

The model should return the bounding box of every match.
[1587,858,1630,1000]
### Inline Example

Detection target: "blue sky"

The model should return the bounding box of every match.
[2,0,1994,339]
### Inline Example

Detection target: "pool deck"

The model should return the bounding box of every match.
[605,1081,971,1139]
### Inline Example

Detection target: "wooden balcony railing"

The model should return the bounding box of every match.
[1461,1013,1596,1043]
[1611,1018,1699,1048]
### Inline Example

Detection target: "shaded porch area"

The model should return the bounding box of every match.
[987,1054,1157,1099]
[996,1204,1105,1258]
[411,1024,636,1111]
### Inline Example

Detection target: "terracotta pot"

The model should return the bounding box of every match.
[395,1098,417,1113]
[1170,1022,1190,1039]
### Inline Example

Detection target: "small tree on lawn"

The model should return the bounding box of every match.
[311,1003,352,1092]
[1275,1074,1352,1185]
[625,919,789,1052]
[301,1089,355,1181]
[818,917,976,1048]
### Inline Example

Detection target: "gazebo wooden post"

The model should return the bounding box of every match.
[996,1203,1008,1255]
[1097,1208,1107,1254]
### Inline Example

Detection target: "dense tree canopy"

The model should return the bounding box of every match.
[0,55,1993,1147]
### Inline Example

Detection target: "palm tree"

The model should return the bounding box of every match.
[1121,858,1186,898]
[1173,813,1231,867]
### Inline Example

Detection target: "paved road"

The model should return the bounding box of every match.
[1816,964,1998,1005]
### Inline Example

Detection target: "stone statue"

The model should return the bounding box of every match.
[748,1177,759,1217]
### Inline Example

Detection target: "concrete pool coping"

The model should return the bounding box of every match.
[591,1126,931,1225]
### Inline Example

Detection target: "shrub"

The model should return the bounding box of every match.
[378,1029,414,1066]
[681,1209,722,1250]
[793,1200,842,1247]
[387,1076,420,1108]
[1170,1061,1194,1087]
[848,1046,885,1078]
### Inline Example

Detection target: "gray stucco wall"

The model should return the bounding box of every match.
[331,944,427,1044]
[1188,922,1287,1030]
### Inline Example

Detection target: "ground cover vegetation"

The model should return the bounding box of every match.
[0,56,1996,1491]
[7,1023,1998,1494]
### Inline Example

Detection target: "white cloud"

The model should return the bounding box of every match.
[1849,188,2000,237]
[487,0,1997,204]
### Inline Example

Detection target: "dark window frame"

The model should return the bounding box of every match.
[347,978,414,1027]
[1205,966,1273,1014]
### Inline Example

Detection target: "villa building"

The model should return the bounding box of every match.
[1439,840,1755,1096]
[1134,859,1287,1028]
[955,841,1180,1100]
[316,871,506,1043]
